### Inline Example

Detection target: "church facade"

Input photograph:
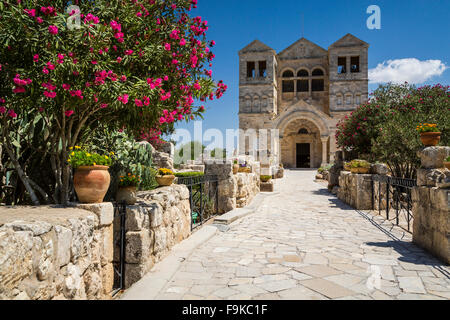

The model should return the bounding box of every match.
[238,34,369,168]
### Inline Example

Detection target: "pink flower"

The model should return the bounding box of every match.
[100,104,108,109]
[117,94,129,104]
[172,59,179,65]
[164,43,171,51]
[62,84,71,90]
[117,57,123,63]
[179,39,186,46]
[135,99,143,107]
[125,50,133,56]
[33,54,39,62]
[0,106,6,114]
[120,75,127,82]
[8,109,17,118]
[36,17,43,24]
[65,110,74,117]
[44,91,56,99]
[48,25,59,35]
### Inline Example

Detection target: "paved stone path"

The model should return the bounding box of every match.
[153,170,450,300]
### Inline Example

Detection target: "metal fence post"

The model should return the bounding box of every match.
[386,179,390,220]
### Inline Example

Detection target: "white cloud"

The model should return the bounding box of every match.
[369,58,447,84]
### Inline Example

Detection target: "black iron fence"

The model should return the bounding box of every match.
[372,175,417,232]
[177,175,220,230]
[112,201,127,296]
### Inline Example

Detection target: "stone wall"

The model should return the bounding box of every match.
[205,161,260,214]
[412,147,450,264]
[0,204,114,300]
[337,172,373,210]
[120,185,191,288]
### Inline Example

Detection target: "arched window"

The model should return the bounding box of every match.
[346,94,353,105]
[282,70,294,92]
[282,70,294,78]
[297,69,309,77]
[312,69,324,76]
[312,68,325,92]
[298,128,309,134]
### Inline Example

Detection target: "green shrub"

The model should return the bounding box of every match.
[260,175,272,182]
[350,159,371,169]
[175,172,204,178]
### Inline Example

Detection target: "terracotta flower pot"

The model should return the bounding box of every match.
[444,162,450,170]
[350,167,370,174]
[420,132,441,147]
[116,186,137,205]
[156,175,175,187]
[74,166,110,204]
[233,164,239,175]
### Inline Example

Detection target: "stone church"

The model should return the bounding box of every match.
[238,34,369,168]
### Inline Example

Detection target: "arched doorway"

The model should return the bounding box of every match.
[279,119,323,168]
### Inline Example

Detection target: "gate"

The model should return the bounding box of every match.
[372,175,416,232]
[177,175,220,230]
[112,202,127,296]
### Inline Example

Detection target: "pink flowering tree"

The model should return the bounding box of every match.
[0,0,227,204]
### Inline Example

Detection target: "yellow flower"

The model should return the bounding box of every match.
[69,147,73,150]
[93,163,97,166]
[87,153,91,157]
[71,152,75,156]
[75,146,81,149]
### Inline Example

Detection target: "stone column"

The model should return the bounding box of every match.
[321,137,329,167]
[413,146,450,264]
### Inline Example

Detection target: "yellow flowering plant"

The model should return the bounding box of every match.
[68,147,113,169]
[119,173,141,188]
[416,123,440,134]
[158,168,174,176]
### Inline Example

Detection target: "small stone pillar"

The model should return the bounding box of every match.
[321,137,328,167]
[412,146,450,264]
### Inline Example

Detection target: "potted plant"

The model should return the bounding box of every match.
[68,147,113,204]
[416,123,441,147]
[260,175,272,183]
[238,161,251,173]
[233,159,239,175]
[116,173,140,205]
[445,156,450,170]
[156,168,175,186]
[343,162,351,172]
[349,159,371,174]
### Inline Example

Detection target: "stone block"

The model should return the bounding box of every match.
[54,225,72,267]
[76,203,114,227]
[148,202,164,228]
[125,231,153,264]
[101,225,114,266]
[418,146,450,169]
[417,169,447,187]
[0,229,34,294]
[260,181,274,192]
[125,205,147,232]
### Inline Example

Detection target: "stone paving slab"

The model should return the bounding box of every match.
[124,170,450,300]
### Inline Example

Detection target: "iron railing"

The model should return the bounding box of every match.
[372,175,417,232]
[112,201,127,296]
[177,175,220,230]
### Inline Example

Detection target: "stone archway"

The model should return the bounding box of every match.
[279,118,325,168]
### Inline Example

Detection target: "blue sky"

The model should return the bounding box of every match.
[171,0,449,143]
